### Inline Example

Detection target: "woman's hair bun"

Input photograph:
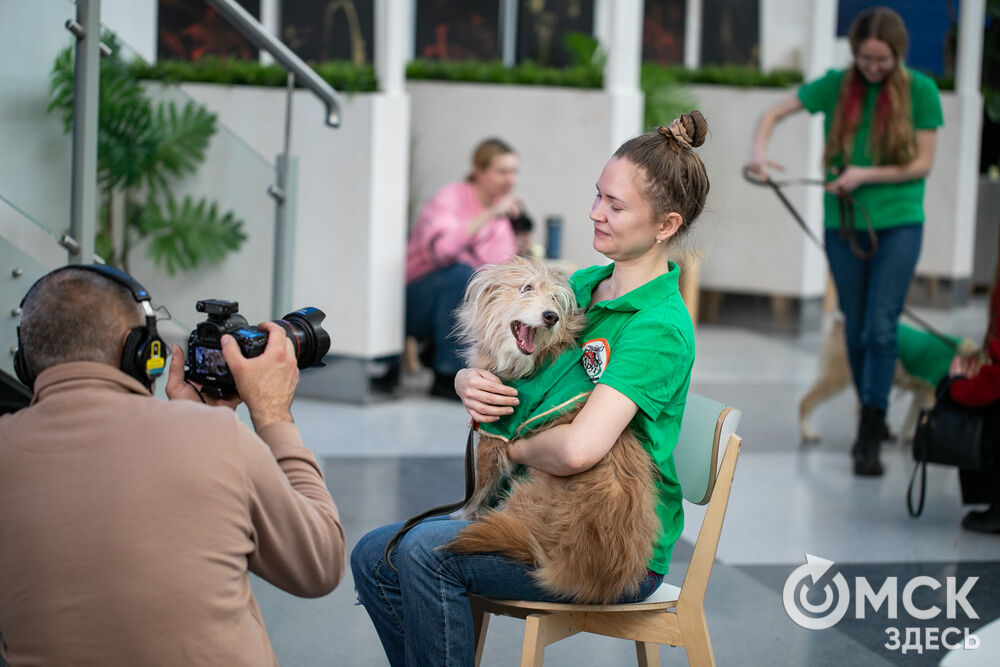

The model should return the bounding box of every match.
[657,110,708,149]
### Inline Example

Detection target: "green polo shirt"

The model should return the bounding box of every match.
[797,67,943,231]
[479,261,694,574]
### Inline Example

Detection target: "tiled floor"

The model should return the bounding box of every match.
[252,300,999,666]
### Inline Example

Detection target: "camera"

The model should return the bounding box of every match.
[185,299,331,397]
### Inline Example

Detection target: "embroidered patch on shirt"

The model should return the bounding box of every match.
[581,338,610,382]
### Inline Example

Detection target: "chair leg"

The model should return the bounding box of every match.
[677,608,715,667]
[472,607,490,667]
[635,641,661,667]
[519,611,584,667]
[521,614,547,667]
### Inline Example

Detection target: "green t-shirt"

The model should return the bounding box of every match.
[797,67,943,230]
[479,261,695,575]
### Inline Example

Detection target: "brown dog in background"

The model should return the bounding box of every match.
[446,257,660,604]
[799,315,980,443]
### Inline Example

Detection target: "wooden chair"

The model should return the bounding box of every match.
[470,393,742,667]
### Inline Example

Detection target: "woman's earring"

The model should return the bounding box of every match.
[655,238,663,245]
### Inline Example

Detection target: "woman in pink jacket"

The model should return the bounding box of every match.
[405,138,524,398]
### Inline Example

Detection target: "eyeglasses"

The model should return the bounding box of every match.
[856,54,895,68]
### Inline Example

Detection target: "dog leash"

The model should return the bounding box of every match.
[743,167,960,352]
[742,166,878,260]
[383,424,479,572]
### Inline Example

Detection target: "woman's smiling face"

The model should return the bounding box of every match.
[854,37,896,84]
[590,157,662,261]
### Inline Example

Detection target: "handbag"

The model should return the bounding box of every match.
[907,384,990,517]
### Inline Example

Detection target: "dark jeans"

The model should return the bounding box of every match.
[351,517,664,667]
[405,263,475,376]
[825,224,923,410]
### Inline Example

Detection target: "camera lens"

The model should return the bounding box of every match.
[274,307,331,368]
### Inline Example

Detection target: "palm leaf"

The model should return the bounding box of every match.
[145,101,217,194]
[139,195,246,275]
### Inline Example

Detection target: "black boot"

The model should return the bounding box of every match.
[853,405,885,477]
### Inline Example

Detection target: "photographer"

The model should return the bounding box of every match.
[0,266,345,666]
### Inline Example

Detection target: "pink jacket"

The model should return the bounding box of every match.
[405,181,517,284]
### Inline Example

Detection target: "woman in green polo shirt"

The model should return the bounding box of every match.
[747,6,943,476]
[351,112,710,667]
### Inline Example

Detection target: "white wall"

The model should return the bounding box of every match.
[104,0,157,64]
[759,0,811,71]
[174,84,407,359]
[687,85,828,297]
[126,85,277,336]
[406,81,616,273]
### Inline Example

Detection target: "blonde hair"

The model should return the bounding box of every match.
[825,7,914,168]
[612,110,710,239]
[466,138,516,182]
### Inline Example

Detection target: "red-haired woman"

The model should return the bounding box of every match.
[748,7,943,476]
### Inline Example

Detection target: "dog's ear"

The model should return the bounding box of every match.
[453,264,500,344]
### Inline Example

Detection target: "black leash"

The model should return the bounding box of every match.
[383,425,479,572]
[743,166,960,352]
[742,166,879,259]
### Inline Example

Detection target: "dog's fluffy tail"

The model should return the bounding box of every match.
[447,508,537,564]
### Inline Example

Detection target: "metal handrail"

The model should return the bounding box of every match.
[204,0,343,127]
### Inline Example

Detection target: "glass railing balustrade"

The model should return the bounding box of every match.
[0,0,77,250]
[103,36,279,334]
[2,1,300,396]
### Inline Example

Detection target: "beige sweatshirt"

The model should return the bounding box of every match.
[0,362,345,666]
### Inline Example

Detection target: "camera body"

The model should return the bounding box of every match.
[185,299,330,397]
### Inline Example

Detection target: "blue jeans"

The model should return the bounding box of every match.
[405,264,475,375]
[824,224,923,410]
[351,517,664,667]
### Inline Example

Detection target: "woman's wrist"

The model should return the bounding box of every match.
[506,438,524,464]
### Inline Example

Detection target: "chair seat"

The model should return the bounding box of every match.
[472,581,682,614]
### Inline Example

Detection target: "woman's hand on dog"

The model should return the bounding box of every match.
[456,368,519,423]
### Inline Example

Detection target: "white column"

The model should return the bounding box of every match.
[376,0,412,95]
[950,0,985,277]
[798,0,838,295]
[500,0,518,66]
[259,0,279,64]
[596,0,644,148]
[364,0,412,358]
[683,0,702,68]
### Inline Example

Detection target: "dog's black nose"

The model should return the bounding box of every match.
[542,311,559,326]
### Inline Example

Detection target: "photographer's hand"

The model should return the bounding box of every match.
[222,321,299,431]
[165,344,242,409]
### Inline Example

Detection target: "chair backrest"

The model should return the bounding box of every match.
[672,393,742,505]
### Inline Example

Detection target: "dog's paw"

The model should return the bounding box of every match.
[799,423,821,444]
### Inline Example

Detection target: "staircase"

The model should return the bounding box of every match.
[0,0,344,412]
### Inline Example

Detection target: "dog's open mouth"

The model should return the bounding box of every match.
[510,321,536,355]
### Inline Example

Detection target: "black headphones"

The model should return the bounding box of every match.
[14,264,167,391]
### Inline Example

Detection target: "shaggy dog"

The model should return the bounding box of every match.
[445,256,660,604]
[799,315,980,443]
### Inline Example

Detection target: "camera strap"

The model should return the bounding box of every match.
[383,424,478,572]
